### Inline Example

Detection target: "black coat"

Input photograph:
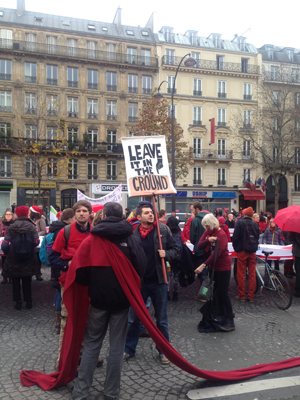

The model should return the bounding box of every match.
[1,217,39,278]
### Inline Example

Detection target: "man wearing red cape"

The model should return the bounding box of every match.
[21,198,300,394]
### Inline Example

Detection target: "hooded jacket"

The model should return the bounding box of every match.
[75,216,147,313]
[49,220,67,241]
[232,216,259,253]
[1,217,39,277]
[190,211,207,256]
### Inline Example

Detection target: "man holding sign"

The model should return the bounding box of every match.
[123,202,177,365]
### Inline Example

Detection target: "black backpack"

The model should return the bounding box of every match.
[178,245,196,288]
[11,232,35,261]
[242,220,259,253]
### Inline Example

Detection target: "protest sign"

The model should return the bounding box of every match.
[77,184,122,205]
[121,136,176,197]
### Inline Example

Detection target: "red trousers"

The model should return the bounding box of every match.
[237,251,256,298]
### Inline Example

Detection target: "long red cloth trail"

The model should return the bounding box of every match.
[21,236,300,390]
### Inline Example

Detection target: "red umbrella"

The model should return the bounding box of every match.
[273,205,300,233]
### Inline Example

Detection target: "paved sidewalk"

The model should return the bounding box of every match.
[0,266,300,400]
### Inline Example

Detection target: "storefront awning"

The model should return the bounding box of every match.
[240,190,265,200]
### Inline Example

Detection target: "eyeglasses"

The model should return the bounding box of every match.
[5,213,13,216]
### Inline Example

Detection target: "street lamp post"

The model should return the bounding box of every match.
[154,53,196,214]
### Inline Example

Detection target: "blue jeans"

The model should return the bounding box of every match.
[124,282,169,356]
[54,289,62,312]
[128,296,151,332]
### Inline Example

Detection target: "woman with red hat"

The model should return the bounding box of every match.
[29,206,46,281]
[1,206,40,310]
[0,208,14,284]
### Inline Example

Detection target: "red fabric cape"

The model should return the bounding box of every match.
[20,235,300,389]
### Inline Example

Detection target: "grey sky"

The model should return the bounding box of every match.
[0,0,299,50]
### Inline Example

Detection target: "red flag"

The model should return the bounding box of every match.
[210,118,215,144]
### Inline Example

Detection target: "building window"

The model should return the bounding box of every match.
[296,93,300,107]
[0,59,11,80]
[167,104,177,118]
[271,66,278,81]
[292,69,299,83]
[193,107,202,125]
[67,97,78,118]
[87,160,98,180]
[46,36,57,54]
[127,47,137,64]
[273,147,279,162]
[46,127,56,144]
[47,158,57,178]
[106,43,116,62]
[217,108,226,126]
[241,58,249,73]
[107,72,117,91]
[107,101,117,120]
[218,81,226,98]
[193,138,202,157]
[217,139,226,158]
[243,83,252,100]
[107,160,117,180]
[0,29,13,49]
[165,49,175,65]
[128,74,138,93]
[0,91,11,112]
[243,140,251,159]
[193,79,202,96]
[25,62,36,83]
[141,49,151,66]
[67,38,77,57]
[243,168,251,182]
[25,33,36,51]
[273,117,280,133]
[295,148,300,164]
[25,159,36,178]
[25,93,37,114]
[0,156,11,177]
[273,91,281,107]
[25,125,37,139]
[68,128,78,145]
[87,99,98,119]
[46,95,58,116]
[67,67,78,87]
[87,69,97,90]
[107,130,117,151]
[218,168,226,185]
[87,41,96,59]
[243,110,252,128]
[0,123,11,144]
[295,175,300,191]
[68,159,78,179]
[191,52,200,68]
[46,65,58,85]
[193,167,202,184]
[86,129,98,148]
[167,76,176,94]
[128,103,138,122]
[216,55,224,71]
[296,120,300,134]
[142,76,152,94]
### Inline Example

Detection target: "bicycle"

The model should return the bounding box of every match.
[255,250,292,310]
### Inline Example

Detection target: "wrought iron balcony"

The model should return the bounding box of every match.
[167,88,177,94]
[25,108,37,115]
[243,123,252,129]
[88,83,98,90]
[67,112,78,118]
[128,87,138,93]
[128,116,138,122]
[193,90,202,96]
[47,110,58,116]
[88,113,98,119]
[107,85,117,91]
[193,120,202,126]
[0,106,11,112]
[0,40,158,68]
[218,180,226,186]
[217,122,226,127]
[218,92,227,98]
[68,81,78,88]
[87,175,98,180]
[263,71,300,84]
[107,175,117,180]
[142,88,151,95]
[0,172,12,177]
[107,114,117,121]
[47,78,57,85]
[25,76,36,83]
[162,55,260,74]
[243,94,252,100]
[193,149,233,159]
[193,179,202,185]
[0,73,11,81]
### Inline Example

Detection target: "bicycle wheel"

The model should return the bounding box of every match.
[267,269,292,310]
[233,261,260,294]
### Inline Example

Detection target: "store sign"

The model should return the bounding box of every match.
[192,191,208,198]
[92,183,128,193]
[17,181,56,189]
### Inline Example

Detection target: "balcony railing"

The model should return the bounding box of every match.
[88,83,98,90]
[88,113,98,119]
[107,114,117,121]
[47,110,58,116]
[162,55,260,74]
[107,85,117,91]
[218,180,226,186]
[25,76,36,83]
[0,106,11,112]
[87,175,98,180]
[0,172,12,177]
[67,111,78,118]
[218,92,227,98]
[0,73,11,81]
[167,88,177,94]
[193,179,202,185]
[193,90,202,96]
[47,78,57,85]
[25,108,37,114]
[193,120,202,126]
[68,81,78,88]
[107,175,117,180]
[142,88,152,95]
[217,122,226,127]
[128,116,138,122]
[0,40,158,68]
[263,71,300,83]
[128,87,138,93]
[243,123,252,129]
[193,149,233,159]
[243,94,252,100]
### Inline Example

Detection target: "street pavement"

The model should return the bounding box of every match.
[1,264,300,400]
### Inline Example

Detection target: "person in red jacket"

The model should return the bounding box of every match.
[195,213,234,332]
[218,216,231,242]
[181,211,194,244]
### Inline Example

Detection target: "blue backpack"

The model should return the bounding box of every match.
[39,232,55,267]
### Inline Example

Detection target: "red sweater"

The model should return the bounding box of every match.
[181,216,194,243]
[197,228,231,271]
[52,222,91,286]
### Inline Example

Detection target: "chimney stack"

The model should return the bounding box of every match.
[17,0,25,16]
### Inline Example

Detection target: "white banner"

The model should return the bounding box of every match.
[121,135,176,197]
[77,184,122,205]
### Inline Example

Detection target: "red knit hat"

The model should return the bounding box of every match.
[30,205,43,215]
[218,216,226,225]
[243,207,254,217]
[15,206,29,218]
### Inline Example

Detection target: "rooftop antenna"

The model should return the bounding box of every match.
[231,28,251,41]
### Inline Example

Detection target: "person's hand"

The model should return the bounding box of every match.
[208,236,217,242]
[68,260,72,267]
[195,263,206,274]
[187,240,191,243]
[158,249,166,258]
